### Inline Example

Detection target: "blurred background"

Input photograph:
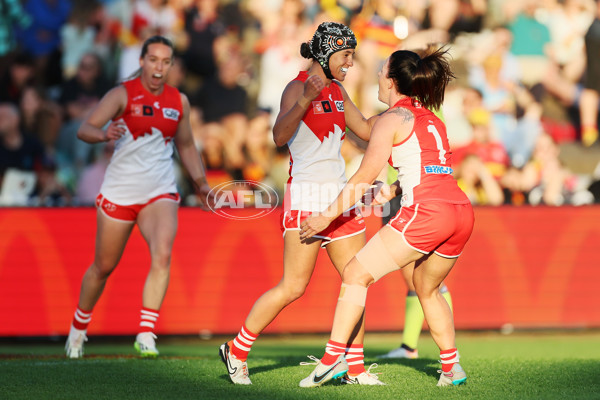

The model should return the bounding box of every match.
[1,0,599,337]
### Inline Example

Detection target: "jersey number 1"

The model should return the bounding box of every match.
[427,124,447,164]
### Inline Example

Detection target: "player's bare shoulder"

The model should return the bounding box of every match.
[371,105,415,142]
[375,106,414,129]
[384,105,414,124]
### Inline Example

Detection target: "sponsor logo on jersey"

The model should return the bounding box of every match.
[143,105,154,116]
[335,101,344,112]
[424,165,453,175]
[132,104,142,115]
[312,100,333,114]
[133,94,144,101]
[163,108,180,121]
[132,104,154,116]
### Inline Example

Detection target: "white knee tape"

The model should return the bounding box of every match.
[355,231,399,283]
[338,283,368,307]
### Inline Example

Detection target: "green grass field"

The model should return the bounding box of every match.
[1,331,599,400]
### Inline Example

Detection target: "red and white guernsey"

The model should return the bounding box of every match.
[100,77,183,205]
[389,97,469,207]
[287,71,347,211]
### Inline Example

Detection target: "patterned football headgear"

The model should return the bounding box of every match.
[309,22,357,79]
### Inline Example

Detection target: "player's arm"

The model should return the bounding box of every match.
[77,86,127,143]
[336,81,380,141]
[273,75,323,147]
[175,93,210,207]
[299,113,399,238]
[369,179,402,206]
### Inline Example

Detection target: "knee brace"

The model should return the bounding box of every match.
[338,283,368,307]
[355,232,399,283]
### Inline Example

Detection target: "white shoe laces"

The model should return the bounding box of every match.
[299,355,320,366]
[365,363,380,377]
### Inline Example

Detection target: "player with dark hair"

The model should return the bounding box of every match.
[219,22,381,385]
[299,46,473,387]
[64,35,211,358]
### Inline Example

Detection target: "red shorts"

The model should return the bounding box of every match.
[280,208,366,247]
[388,202,474,257]
[96,192,181,222]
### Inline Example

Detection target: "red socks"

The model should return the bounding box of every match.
[320,340,346,365]
[230,324,258,361]
[139,307,159,333]
[440,348,459,372]
[72,307,92,331]
[345,344,366,375]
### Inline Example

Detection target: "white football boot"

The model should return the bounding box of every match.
[299,355,348,388]
[65,326,87,359]
[219,342,251,385]
[376,346,419,359]
[437,363,467,386]
[134,332,159,357]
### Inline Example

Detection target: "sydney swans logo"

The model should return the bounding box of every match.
[208,180,279,220]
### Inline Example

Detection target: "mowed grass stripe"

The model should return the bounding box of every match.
[1,332,599,400]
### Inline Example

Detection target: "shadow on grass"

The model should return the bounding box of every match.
[377,357,442,379]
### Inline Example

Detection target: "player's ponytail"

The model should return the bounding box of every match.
[387,46,455,110]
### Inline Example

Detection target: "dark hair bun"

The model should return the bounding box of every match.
[300,42,313,59]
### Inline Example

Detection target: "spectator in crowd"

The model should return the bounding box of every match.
[0,103,46,176]
[350,0,404,117]
[468,51,543,168]
[453,107,511,181]
[181,0,225,84]
[0,103,48,205]
[502,132,593,205]
[0,52,36,105]
[114,0,182,82]
[542,0,594,83]
[60,0,111,80]
[0,0,32,79]
[56,52,111,185]
[444,85,485,148]
[18,85,63,163]
[427,0,487,39]
[505,0,552,87]
[579,0,600,146]
[455,154,505,205]
[16,0,72,86]
[252,0,309,129]
[190,43,249,180]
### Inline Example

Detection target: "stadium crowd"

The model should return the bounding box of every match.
[1,0,600,207]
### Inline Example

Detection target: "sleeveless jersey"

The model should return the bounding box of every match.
[100,77,183,205]
[286,71,348,211]
[389,97,469,207]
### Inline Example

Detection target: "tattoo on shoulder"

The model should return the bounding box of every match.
[387,107,414,123]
